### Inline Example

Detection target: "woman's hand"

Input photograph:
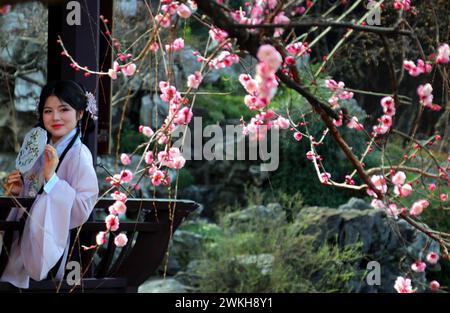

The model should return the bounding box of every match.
[5,170,23,196]
[43,144,59,182]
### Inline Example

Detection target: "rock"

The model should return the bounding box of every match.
[177,185,221,218]
[176,48,201,77]
[14,70,45,112]
[295,205,440,292]
[186,259,207,273]
[138,278,193,293]
[0,12,29,34]
[234,254,274,276]
[116,0,138,16]
[0,37,44,65]
[222,204,285,232]
[339,197,373,211]
[139,93,169,129]
[170,230,204,270]
[174,260,206,288]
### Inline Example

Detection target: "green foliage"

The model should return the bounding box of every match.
[180,219,224,251]
[175,168,196,189]
[118,129,147,153]
[194,210,363,292]
[195,90,253,125]
[243,185,304,222]
[270,224,363,293]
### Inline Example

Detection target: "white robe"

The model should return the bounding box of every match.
[0,131,99,289]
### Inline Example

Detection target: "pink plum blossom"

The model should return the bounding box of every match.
[347,116,364,131]
[392,171,406,185]
[105,214,119,232]
[417,83,434,107]
[139,125,154,137]
[120,153,131,166]
[320,172,331,184]
[429,280,440,291]
[145,151,153,164]
[371,199,385,209]
[409,199,430,216]
[273,12,290,37]
[209,51,239,69]
[426,252,439,264]
[428,183,436,192]
[109,200,127,215]
[209,27,228,42]
[394,276,414,293]
[96,231,107,246]
[149,42,159,52]
[293,132,303,141]
[114,233,128,247]
[165,38,184,52]
[411,260,426,272]
[403,59,432,77]
[306,151,315,160]
[393,0,411,11]
[366,175,387,198]
[239,74,259,95]
[380,115,392,128]
[120,170,133,183]
[155,13,171,28]
[151,170,165,186]
[394,183,413,198]
[158,147,186,169]
[257,44,283,72]
[386,203,400,218]
[176,3,192,19]
[274,116,290,129]
[286,42,310,56]
[187,71,203,89]
[108,69,117,80]
[174,107,193,125]
[436,43,449,64]
[121,63,137,77]
[111,191,127,203]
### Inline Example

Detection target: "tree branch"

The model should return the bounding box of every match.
[230,20,413,36]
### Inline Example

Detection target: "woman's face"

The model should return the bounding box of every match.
[42,95,82,143]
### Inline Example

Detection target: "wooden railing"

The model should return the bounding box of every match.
[0,197,198,293]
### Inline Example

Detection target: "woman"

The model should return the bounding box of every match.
[0,80,99,289]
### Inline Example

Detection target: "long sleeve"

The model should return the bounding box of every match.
[19,186,74,281]
[18,143,99,282]
[67,148,99,229]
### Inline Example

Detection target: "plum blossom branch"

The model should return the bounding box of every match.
[366,166,443,180]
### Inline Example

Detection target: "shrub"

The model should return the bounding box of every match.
[194,208,363,292]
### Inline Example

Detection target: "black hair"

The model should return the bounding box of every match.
[37,80,94,142]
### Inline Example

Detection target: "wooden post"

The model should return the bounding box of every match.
[47,0,113,278]
[47,0,113,158]
[98,0,113,155]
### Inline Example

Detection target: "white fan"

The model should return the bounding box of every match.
[15,127,48,174]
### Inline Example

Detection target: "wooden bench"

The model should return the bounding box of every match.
[0,197,198,293]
